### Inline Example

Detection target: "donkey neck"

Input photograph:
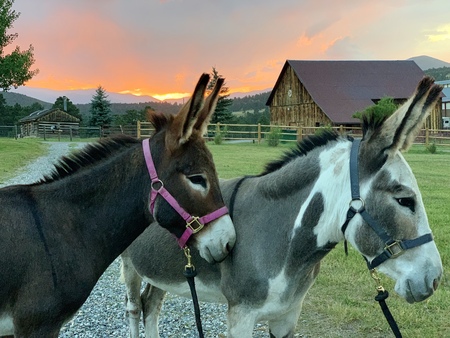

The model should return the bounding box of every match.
[31,144,152,272]
[257,139,353,249]
[282,140,354,278]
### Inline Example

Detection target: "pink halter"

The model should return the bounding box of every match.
[142,138,229,248]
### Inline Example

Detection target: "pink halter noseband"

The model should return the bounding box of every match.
[142,138,229,248]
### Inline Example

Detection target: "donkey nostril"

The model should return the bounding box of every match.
[225,243,232,254]
[433,278,440,291]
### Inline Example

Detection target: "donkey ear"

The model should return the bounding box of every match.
[165,73,210,151]
[193,77,225,136]
[363,76,442,158]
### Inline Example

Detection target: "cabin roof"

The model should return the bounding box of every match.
[19,108,80,123]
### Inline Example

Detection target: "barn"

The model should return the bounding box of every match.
[266,60,442,129]
[19,108,80,137]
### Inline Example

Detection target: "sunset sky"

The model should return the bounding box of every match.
[8,0,450,100]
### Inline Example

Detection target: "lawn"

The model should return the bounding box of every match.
[0,138,48,184]
[1,138,449,336]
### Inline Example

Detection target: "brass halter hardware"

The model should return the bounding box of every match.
[370,268,385,293]
[183,246,194,270]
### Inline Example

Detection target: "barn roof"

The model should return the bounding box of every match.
[267,60,426,124]
[19,108,80,123]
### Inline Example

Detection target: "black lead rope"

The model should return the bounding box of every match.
[181,176,251,338]
[183,247,204,338]
[370,269,402,338]
[376,291,402,338]
[343,138,403,337]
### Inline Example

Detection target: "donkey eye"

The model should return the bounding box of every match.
[187,174,207,189]
[396,197,415,212]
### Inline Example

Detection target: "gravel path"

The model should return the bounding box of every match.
[1,141,272,338]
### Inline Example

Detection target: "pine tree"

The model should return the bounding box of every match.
[89,86,112,127]
[207,67,234,124]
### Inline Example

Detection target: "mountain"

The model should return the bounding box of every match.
[408,55,450,70]
[9,86,160,105]
[1,91,53,109]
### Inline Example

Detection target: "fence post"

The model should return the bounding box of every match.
[216,122,221,137]
[137,121,141,139]
[296,127,302,141]
[43,125,46,141]
[69,128,73,142]
[339,125,344,134]
[257,123,261,144]
[425,127,429,146]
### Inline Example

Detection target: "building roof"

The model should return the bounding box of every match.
[19,108,80,123]
[267,60,426,124]
[436,80,450,103]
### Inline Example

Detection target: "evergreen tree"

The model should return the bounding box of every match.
[113,105,153,126]
[52,96,81,121]
[207,67,234,124]
[0,0,38,91]
[89,86,112,127]
[352,96,398,122]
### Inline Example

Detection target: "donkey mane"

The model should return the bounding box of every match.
[259,130,340,176]
[39,135,140,184]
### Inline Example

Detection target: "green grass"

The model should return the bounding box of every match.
[2,139,449,336]
[0,138,48,184]
[207,141,293,178]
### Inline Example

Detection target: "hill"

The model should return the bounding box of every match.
[76,101,183,120]
[2,90,271,120]
[1,91,52,109]
[9,87,160,105]
[409,55,450,70]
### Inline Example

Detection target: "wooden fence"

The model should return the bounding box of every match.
[2,122,450,146]
[137,122,450,146]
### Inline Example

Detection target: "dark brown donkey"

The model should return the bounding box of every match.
[0,73,235,337]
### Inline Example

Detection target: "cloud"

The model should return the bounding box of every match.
[325,36,370,59]
[8,0,450,99]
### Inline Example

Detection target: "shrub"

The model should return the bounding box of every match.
[315,125,333,136]
[267,127,281,147]
[214,126,228,145]
[426,141,437,154]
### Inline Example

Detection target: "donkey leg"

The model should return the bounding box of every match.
[268,304,302,338]
[141,284,166,338]
[227,305,257,338]
[120,254,143,338]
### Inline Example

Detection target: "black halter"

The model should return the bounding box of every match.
[341,138,434,269]
[341,138,434,338]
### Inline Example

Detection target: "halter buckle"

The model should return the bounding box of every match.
[385,240,404,258]
[187,217,204,234]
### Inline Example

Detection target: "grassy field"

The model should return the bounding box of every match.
[1,139,449,336]
[0,138,48,184]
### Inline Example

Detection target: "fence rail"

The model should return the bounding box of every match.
[138,122,450,146]
[2,122,450,146]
